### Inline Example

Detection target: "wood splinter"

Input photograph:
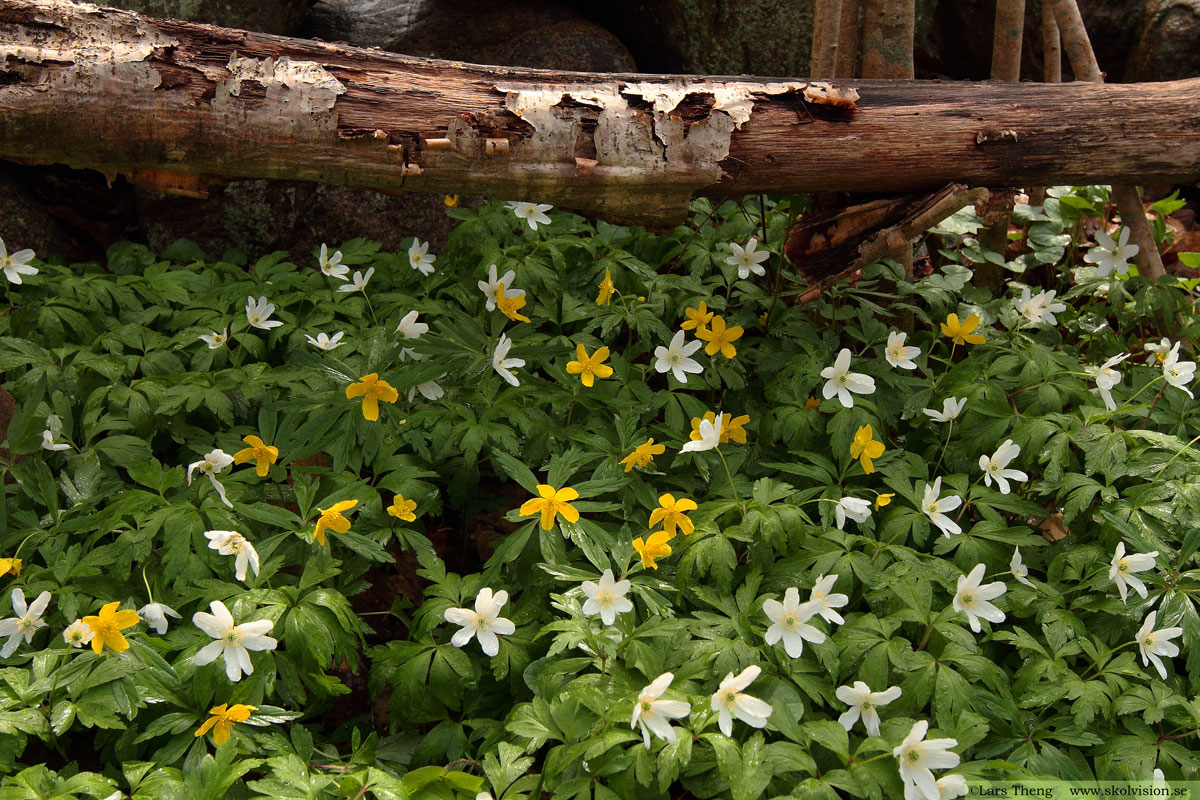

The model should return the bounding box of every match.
[484,138,510,156]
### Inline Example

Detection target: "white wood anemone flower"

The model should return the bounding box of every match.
[1136,611,1183,680]
[580,569,633,627]
[478,264,524,311]
[62,619,94,648]
[0,588,52,657]
[1093,352,1129,411]
[921,477,962,537]
[630,672,691,749]
[192,600,277,682]
[894,720,960,800]
[318,243,348,280]
[922,397,965,423]
[726,238,770,279]
[408,239,436,275]
[1145,337,1173,362]
[199,328,229,350]
[1162,341,1196,399]
[138,602,181,635]
[245,296,284,329]
[835,681,902,737]
[953,564,1007,633]
[41,429,71,451]
[408,380,445,402]
[835,497,872,530]
[1083,225,1138,277]
[492,333,525,387]
[820,348,875,409]
[395,310,428,341]
[305,331,345,351]
[1010,547,1035,588]
[1013,287,1067,326]
[444,588,516,657]
[680,413,722,453]
[1109,541,1158,604]
[884,330,921,369]
[904,774,968,800]
[205,530,261,583]
[0,237,37,284]
[979,439,1028,495]
[505,201,554,231]
[710,665,772,736]
[395,310,429,362]
[808,574,850,625]
[654,329,705,384]
[187,449,235,509]
[337,268,375,293]
[763,588,825,658]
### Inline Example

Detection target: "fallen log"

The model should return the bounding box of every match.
[1,0,1199,227]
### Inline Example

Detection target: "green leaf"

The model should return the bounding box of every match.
[94,434,154,469]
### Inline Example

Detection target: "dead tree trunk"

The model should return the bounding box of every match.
[1,0,1199,228]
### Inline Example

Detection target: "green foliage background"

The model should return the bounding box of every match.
[0,189,1198,799]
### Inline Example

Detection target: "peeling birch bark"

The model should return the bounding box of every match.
[1,0,1199,228]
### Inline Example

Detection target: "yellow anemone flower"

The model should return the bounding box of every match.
[649,493,697,537]
[940,313,986,346]
[233,434,279,477]
[633,530,673,570]
[0,557,20,577]
[620,438,665,472]
[497,284,531,323]
[443,194,459,208]
[565,343,613,388]
[596,267,615,306]
[689,412,750,445]
[519,484,581,530]
[387,494,417,522]
[680,301,714,332]
[195,703,257,746]
[314,499,358,546]
[695,315,744,359]
[346,373,399,421]
[875,492,895,509]
[82,601,141,655]
[849,425,885,474]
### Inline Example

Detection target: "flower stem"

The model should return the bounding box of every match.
[932,420,955,474]
[1115,375,1166,412]
[141,568,155,604]
[715,448,744,514]
[1151,431,1200,481]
